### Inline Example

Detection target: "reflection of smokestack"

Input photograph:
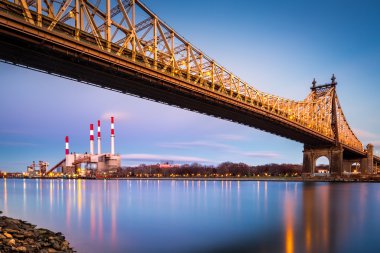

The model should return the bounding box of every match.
[111,116,115,155]
[90,124,94,155]
[97,120,101,154]
[65,136,69,155]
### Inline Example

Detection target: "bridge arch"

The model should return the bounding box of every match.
[351,162,360,173]
[342,159,362,174]
[315,156,330,174]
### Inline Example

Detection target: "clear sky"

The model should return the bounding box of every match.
[1,0,380,172]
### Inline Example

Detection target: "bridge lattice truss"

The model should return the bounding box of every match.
[2,0,363,151]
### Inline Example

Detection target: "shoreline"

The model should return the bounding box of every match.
[0,211,74,252]
[109,176,380,182]
[2,176,380,182]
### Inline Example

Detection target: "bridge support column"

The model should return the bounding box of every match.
[375,162,379,174]
[360,158,368,174]
[330,148,344,176]
[367,144,374,174]
[302,148,314,175]
[302,145,344,176]
[360,144,374,175]
[342,160,352,173]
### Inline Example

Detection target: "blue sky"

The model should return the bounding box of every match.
[1,0,380,172]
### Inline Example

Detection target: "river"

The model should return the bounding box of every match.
[1,179,379,253]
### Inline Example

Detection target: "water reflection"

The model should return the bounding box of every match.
[284,183,295,253]
[3,179,7,213]
[1,179,380,253]
[302,184,326,252]
[90,193,96,240]
[66,180,71,229]
[77,179,82,222]
[49,180,53,211]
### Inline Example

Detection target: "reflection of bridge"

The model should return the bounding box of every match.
[0,0,378,175]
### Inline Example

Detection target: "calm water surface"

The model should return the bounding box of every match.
[1,179,380,253]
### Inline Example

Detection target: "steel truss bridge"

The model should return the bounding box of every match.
[0,0,378,175]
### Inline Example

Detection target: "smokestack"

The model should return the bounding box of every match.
[65,136,69,155]
[97,120,101,154]
[111,116,115,155]
[90,124,94,155]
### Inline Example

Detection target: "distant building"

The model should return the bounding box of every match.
[3,172,23,178]
[158,162,180,169]
[26,161,49,178]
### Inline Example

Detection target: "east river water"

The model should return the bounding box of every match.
[1,179,379,253]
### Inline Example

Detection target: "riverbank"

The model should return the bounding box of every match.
[110,176,380,182]
[2,175,380,182]
[0,211,74,252]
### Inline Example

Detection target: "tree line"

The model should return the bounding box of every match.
[111,162,302,178]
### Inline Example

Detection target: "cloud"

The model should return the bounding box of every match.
[0,161,29,170]
[121,153,210,163]
[0,129,31,135]
[213,134,246,141]
[101,111,128,121]
[1,161,28,165]
[158,141,233,150]
[372,141,380,149]
[0,141,37,147]
[157,140,282,160]
[242,152,281,159]
[354,129,380,151]
[354,129,379,140]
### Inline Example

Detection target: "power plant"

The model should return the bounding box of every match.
[32,116,122,178]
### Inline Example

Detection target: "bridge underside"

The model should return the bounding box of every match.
[0,14,362,158]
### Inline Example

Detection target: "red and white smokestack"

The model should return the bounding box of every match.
[90,124,94,155]
[97,120,101,154]
[65,136,69,155]
[111,116,115,155]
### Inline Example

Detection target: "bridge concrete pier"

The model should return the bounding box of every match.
[302,144,376,176]
[302,145,343,176]
[366,144,377,174]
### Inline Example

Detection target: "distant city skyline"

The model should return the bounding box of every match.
[1,0,380,172]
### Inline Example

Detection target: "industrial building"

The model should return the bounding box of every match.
[46,116,121,177]
[25,161,49,178]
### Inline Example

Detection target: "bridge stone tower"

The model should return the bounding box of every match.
[302,76,375,176]
[302,145,344,176]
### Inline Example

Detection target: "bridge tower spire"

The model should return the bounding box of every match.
[312,78,317,88]
[330,74,339,146]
